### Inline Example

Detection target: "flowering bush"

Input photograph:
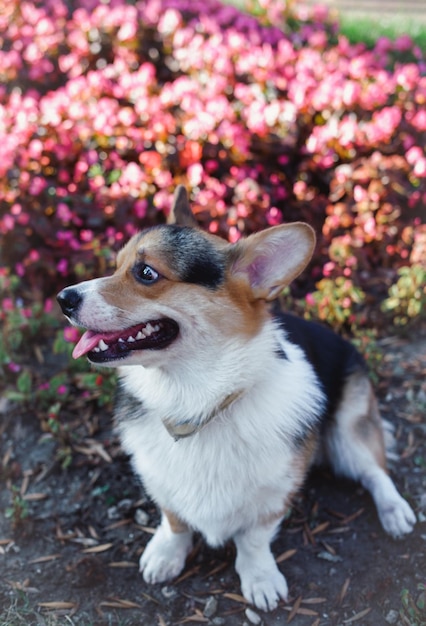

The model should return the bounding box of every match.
[1,0,425,331]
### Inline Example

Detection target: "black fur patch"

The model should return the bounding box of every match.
[141,226,225,289]
[275,311,367,425]
[163,226,225,288]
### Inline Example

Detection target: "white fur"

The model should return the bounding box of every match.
[139,514,193,584]
[119,321,325,545]
[117,320,324,611]
[235,520,289,611]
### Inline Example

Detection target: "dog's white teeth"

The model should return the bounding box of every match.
[113,324,161,345]
[93,347,101,353]
[144,323,155,337]
[98,339,109,351]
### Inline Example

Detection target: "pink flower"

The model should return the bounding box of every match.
[228,227,241,243]
[80,229,94,242]
[64,327,81,343]
[413,158,426,178]
[187,163,204,187]
[2,298,14,311]
[394,34,413,52]
[406,146,423,165]
[57,203,73,223]
[8,363,21,373]
[29,176,47,196]
[266,207,282,226]
[305,293,316,307]
[323,261,335,277]
[158,9,181,35]
[134,199,147,219]
[57,259,69,275]
[354,185,368,203]
[394,64,420,91]
[117,20,138,41]
[410,109,426,131]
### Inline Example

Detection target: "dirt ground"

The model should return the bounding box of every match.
[0,332,425,626]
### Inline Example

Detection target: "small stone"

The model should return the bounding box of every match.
[317,551,342,563]
[117,498,133,513]
[245,607,262,624]
[161,586,177,599]
[134,509,149,526]
[385,609,399,624]
[107,505,119,520]
[211,618,225,626]
[203,595,218,618]
[417,388,426,404]
[0,397,10,414]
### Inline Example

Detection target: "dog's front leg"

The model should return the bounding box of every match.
[140,509,193,584]
[234,518,288,612]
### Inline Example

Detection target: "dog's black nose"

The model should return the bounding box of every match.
[57,288,83,317]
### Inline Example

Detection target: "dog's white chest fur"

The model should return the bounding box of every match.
[117,325,324,546]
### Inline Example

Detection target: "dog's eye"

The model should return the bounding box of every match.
[133,263,161,285]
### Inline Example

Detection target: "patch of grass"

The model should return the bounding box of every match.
[0,592,45,626]
[4,487,30,529]
[339,13,426,49]
[225,0,426,49]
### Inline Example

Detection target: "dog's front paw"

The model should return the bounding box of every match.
[139,527,193,584]
[240,567,288,612]
[379,496,416,538]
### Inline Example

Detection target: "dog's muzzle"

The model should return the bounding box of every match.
[57,287,83,318]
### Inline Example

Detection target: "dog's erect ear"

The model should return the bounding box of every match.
[168,186,198,227]
[230,223,315,301]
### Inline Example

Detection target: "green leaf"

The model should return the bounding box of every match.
[17,370,32,395]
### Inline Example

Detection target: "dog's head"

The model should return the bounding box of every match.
[57,187,315,368]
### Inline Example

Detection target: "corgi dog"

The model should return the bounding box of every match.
[57,186,416,612]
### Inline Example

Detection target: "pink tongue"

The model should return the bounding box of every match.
[72,330,105,359]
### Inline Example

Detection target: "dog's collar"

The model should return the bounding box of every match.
[162,390,244,441]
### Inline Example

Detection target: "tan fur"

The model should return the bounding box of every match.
[163,509,189,534]
[167,185,198,227]
[222,277,269,338]
[339,372,386,469]
[260,433,319,528]
[355,379,387,470]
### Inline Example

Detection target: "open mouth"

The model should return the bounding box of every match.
[72,318,179,363]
